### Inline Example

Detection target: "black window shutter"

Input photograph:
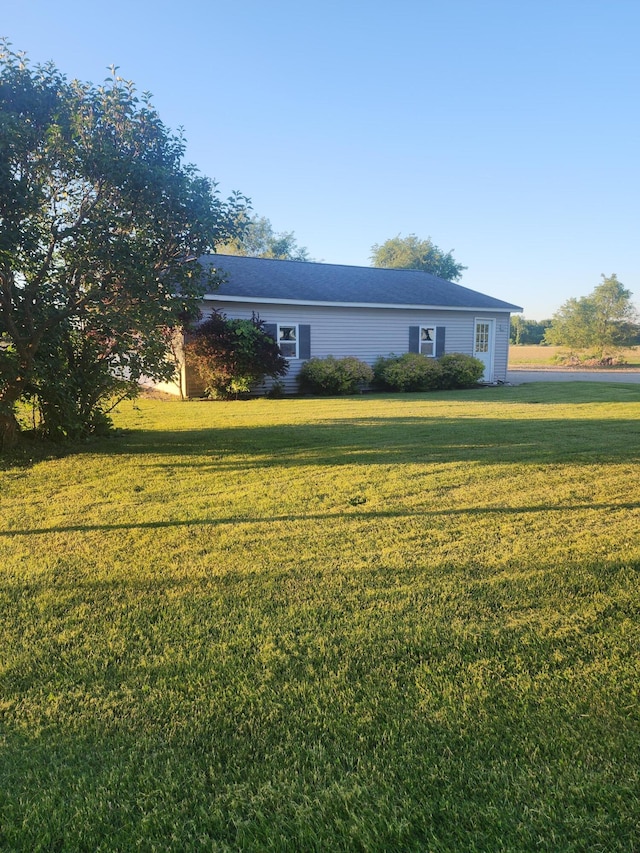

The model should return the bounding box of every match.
[409,326,420,353]
[264,323,277,340]
[299,325,311,360]
[436,326,446,357]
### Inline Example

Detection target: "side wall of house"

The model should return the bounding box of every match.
[190,301,512,394]
[140,329,187,397]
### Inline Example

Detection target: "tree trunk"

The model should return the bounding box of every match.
[0,410,19,451]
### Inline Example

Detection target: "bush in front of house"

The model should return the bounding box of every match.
[373,352,485,391]
[373,352,444,391]
[438,353,486,387]
[297,356,374,395]
[185,312,288,399]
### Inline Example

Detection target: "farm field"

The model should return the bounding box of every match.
[1,383,640,851]
[509,344,640,368]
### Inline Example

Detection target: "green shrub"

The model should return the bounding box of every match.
[297,356,374,395]
[438,353,485,387]
[338,356,375,391]
[373,352,484,392]
[373,353,443,391]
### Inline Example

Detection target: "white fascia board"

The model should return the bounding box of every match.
[203,294,522,313]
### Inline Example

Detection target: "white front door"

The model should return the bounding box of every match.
[473,318,495,381]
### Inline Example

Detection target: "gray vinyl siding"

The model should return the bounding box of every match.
[202,301,513,392]
[491,316,511,381]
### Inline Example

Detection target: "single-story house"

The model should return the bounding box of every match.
[165,254,522,396]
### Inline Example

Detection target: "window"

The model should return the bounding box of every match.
[409,325,445,357]
[278,324,298,358]
[420,326,437,357]
[475,322,490,353]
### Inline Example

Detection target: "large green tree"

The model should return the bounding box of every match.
[370,233,466,281]
[220,214,311,261]
[0,42,247,443]
[544,274,639,357]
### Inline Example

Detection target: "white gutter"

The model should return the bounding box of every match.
[203,294,523,312]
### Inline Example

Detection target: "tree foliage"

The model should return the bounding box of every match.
[184,312,288,398]
[370,234,466,281]
[27,322,130,439]
[220,214,311,261]
[510,316,551,345]
[0,42,248,443]
[544,275,639,357]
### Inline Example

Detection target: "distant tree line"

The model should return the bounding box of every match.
[510,317,552,345]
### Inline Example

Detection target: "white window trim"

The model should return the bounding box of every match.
[277,323,299,359]
[419,325,437,357]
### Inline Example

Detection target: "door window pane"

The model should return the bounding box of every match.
[475,323,489,353]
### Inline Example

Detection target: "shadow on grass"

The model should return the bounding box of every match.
[83,414,640,469]
[3,383,640,472]
[2,501,640,539]
[3,415,639,473]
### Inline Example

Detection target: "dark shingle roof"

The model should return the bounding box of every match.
[201,254,522,312]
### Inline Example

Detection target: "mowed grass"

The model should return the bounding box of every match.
[1,383,640,852]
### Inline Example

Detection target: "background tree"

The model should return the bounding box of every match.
[544,274,638,358]
[184,312,288,398]
[510,316,552,345]
[220,214,311,261]
[0,42,247,444]
[370,234,466,281]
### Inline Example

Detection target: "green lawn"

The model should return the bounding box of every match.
[1,384,640,851]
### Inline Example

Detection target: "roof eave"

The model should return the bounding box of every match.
[203,294,522,312]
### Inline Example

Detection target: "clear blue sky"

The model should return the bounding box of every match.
[3,0,638,319]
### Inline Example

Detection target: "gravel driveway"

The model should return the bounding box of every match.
[507,369,640,384]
